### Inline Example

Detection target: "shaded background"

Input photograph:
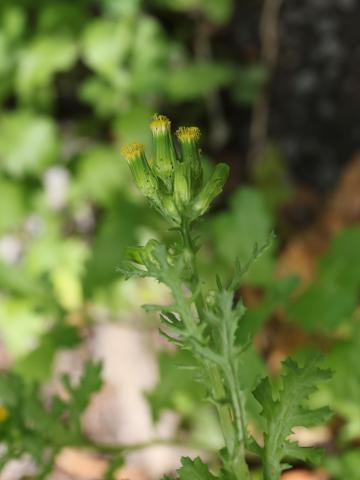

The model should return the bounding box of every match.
[1,0,360,478]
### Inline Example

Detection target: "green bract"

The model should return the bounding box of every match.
[120,143,159,204]
[121,115,229,225]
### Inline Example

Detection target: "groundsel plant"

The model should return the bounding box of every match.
[120,115,332,480]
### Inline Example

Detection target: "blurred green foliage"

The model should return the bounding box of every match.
[0,0,254,366]
[0,361,102,476]
[0,0,359,476]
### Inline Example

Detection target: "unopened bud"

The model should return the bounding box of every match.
[121,143,159,204]
[193,163,229,217]
[206,290,217,307]
[150,114,177,192]
[176,126,203,195]
[158,192,181,225]
[174,162,192,210]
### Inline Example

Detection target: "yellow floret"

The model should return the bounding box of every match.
[120,143,145,162]
[176,126,201,142]
[150,114,171,134]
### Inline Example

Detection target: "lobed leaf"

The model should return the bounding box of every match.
[254,355,332,480]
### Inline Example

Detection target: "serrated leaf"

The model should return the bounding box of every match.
[176,456,219,480]
[65,360,103,419]
[0,361,102,473]
[253,355,332,480]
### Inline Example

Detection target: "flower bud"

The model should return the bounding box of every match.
[174,162,192,210]
[150,114,177,192]
[193,163,229,217]
[176,126,203,195]
[206,289,217,308]
[121,143,159,204]
[158,192,181,225]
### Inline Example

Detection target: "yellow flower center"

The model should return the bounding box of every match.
[176,126,201,142]
[150,114,171,134]
[120,143,145,162]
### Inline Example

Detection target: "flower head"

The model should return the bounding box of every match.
[150,114,172,136]
[176,126,203,195]
[150,114,177,192]
[121,143,159,204]
[121,143,146,163]
[176,126,201,143]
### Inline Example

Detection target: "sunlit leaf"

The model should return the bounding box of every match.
[16,36,77,103]
[0,111,58,177]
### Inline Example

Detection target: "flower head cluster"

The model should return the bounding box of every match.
[121,114,229,225]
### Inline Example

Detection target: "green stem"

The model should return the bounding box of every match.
[180,219,250,480]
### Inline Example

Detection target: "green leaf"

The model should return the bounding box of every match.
[0,111,58,177]
[104,457,125,480]
[166,62,235,101]
[0,177,27,232]
[311,328,360,440]
[14,324,81,381]
[288,279,357,331]
[288,226,360,331]
[1,6,25,42]
[209,187,275,286]
[82,18,132,78]
[16,35,77,104]
[84,198,142,293]
[238,276,299,342]
[0,298,46,358]
[319,225,360,289]
[101,0,142,16]
[253,356,332,480]
[113,104,153,149]
[0,361,102,473]
[130,16,169,94]
[147,350,205,421]
[326,450,360,480]
[63,361,103,423]
[80,76,129,117]
[71,146,130,205]
[202,0,233,24]
[174,457,219,480]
